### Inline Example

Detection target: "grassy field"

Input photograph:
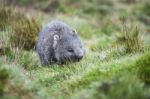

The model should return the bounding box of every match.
[0,0,150,99]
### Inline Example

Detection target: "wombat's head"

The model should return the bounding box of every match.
[53,30,85,64]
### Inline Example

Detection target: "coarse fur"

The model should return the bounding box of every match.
[36,20,85,65]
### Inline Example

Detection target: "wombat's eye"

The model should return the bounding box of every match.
[67,48,74,53]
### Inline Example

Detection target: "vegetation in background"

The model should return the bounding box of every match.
[10,16,41,50]
[82,0,114,16]
[117,19,143,53]
[0,5,13,30]
[134,1,150,25]
[119,0,139,4]
[0,3,41,50]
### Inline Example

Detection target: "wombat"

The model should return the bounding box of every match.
[36,20,85,65]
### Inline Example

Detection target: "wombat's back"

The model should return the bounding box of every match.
[40,20,71,37]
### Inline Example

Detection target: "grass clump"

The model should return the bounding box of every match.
[10,16,41,50]
[136,51,150,83]
[0,67,10,96]
[0,4,13,30]
[18,51,40,69]
[0,3,22,30]
[118,22,143,53]
[0,46,15,60]
[92,75,149,99]
[0,63,38,99]
[0,4,41,50]
[0,31,16,59]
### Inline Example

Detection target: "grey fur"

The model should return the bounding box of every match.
[36,20,85,65]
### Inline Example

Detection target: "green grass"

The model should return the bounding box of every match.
[0,0,150,99]
[136,51,150,83]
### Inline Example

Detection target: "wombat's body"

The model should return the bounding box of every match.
[36,20,85,65]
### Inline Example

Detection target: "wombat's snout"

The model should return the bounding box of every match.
[75,52,84,61]
[77,54,83,60]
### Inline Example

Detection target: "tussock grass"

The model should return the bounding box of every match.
[118,20,144,53]
[0,5,12,30]
[10,16,41,50]
[18,51,40,69]
[0,67,10,96]
[136,51,150,83]
[91,75,149,99]
[0,63,38,98]
[0,4,41,50]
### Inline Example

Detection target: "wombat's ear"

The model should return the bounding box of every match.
[71,29,78,37]
[72,29,77,34]
[53,35,59,48]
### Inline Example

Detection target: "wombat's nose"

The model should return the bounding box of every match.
[76,54,83,60]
